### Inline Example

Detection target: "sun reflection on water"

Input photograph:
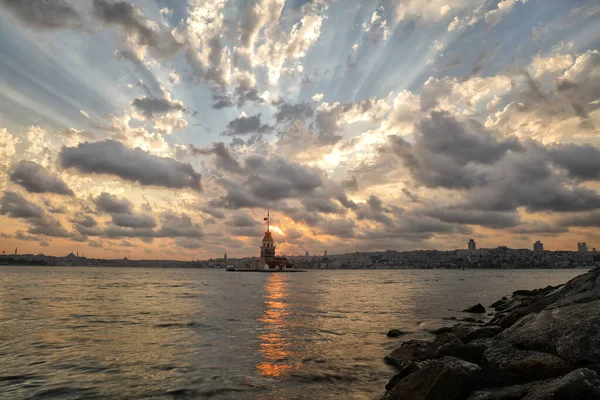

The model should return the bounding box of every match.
[256,274,300,378]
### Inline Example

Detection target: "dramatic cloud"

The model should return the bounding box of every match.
[131,96,184,118]
[0,0,82,30]
[0,191,44,219]
[548,144,600,181]
[387,112,522,189]
[94,192,133,214]
[274,102,314,124]
[222,113,272,136]
[92,0,181,57]
[10,161,74,196]
[2,0,600,256]
[111,212,156,229]
[0,191,70,238]
[208,150,325,209]
[60,140,202,191]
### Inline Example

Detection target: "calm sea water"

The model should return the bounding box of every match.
[0,267,587,400]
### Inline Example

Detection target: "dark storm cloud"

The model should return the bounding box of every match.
[274,102,314,123]
[10,161,74,196]
[0,0,82,30]
[156,212,203,238]
[0,191,45,219]
[355,195,394,227]
[387,112,522,189]
[132,96,184,118]
[557,211,600,228]
[92,0,181,56]
[548,143,600,181]
[425,208,521,229]
[211,84,265,109]
[60,140,202,191]
[94,192,133,214]
[69,214,97,228]
[111,213,156,229]
[200,207,225,219]
[227,212,259,228]
[14,231,42,241]
[92,0,151,36]
[359,212,472,241]
[510,221,569,235]
[463,143,600,213]
[0,191,71,238]
[222,114,272,136]
[322,218,355,238]
[193,142,242,174]
[29,216,70,237]
[302,198,343,214]
[86,211,203,239]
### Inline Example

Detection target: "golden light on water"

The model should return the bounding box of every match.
[256,274,300,378]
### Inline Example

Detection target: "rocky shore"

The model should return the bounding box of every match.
[382,267,600,399]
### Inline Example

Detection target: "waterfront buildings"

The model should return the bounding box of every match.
[578,242,588,254]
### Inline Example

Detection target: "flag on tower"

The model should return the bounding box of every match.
[264,217,268,220]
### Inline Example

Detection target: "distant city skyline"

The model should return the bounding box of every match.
[1,1,600,260]
[1,237,596,261]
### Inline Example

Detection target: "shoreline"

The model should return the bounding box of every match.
[381,266,600,399]
[0,264,593,271]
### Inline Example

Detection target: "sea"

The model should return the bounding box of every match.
[0,267,587,400]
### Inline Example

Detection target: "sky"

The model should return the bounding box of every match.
[1,0,600,260]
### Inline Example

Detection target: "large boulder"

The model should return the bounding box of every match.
[499,299,600,368]
[466,325,503,342]
[487,305,534,329]
[432,334,478,363]
[545,268,600,310]
[481,344,575,386]
[384,357,480,400]
[467,380,549,400]
[385,334,480,368]
[467,369,600,400]
[430,324,480,341]
[523,368,600,399]
[385,340,433,369]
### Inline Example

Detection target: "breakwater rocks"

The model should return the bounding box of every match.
[382,267,600,400]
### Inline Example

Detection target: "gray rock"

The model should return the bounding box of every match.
[385,340,432,368]
[482,344,575,386]
[466,325,503,342]
[384,357,481,400]
[499,299,600,368]
[523,368,600,400]
[432,333,478,363]
[467,380,548,400]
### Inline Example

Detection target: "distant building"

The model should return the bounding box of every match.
[305,251,309,257]
[468,239,477,251]
[224,252,228,265]
[578,242,588,254]
[324,250,328,257]
[533,240,544,256]
[15,247,17,255]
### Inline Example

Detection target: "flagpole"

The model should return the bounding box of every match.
[267,209,270,232]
